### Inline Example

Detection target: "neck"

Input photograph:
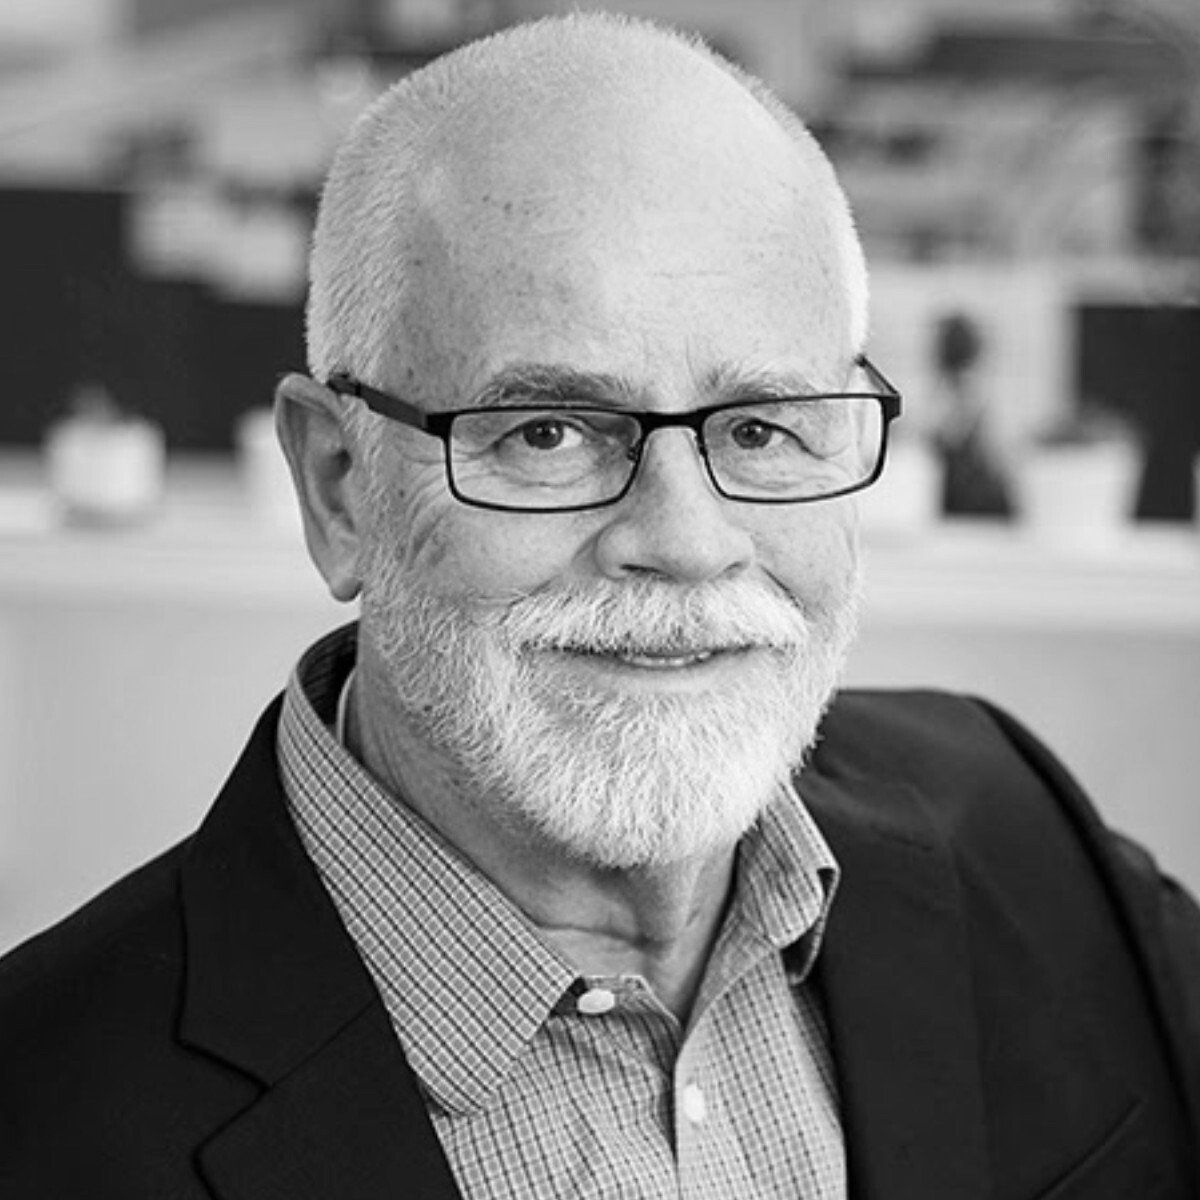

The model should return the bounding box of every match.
[346,666,736,1022]
[524,854,736,1022]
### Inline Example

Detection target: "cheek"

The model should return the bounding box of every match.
[373,480,592,606]
[357,455,444,577]
[753,501,860,608]
[394,477,458,573]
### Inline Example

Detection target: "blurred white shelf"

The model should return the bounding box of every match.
[0,453,332,609]
[862,523,1200,633]
[2,452,1198,628]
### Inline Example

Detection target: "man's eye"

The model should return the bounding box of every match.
[512,418,580,451]
[729,419,781,450]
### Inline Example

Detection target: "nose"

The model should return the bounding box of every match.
[591,427,756,583]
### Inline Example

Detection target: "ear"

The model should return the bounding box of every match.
[274,373,367,602]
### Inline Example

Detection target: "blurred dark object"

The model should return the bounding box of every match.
[2,184,306,451]
[1137,101,1200,257]
[315,0,506,71]
[931,313,1016,519]
[849,19,1192,96]
[2,187,125,445]
[1077,303,1200,520]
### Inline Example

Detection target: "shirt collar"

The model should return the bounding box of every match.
[277,623,839,1112]
[738,785,839,964]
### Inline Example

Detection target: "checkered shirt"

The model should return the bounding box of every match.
[278,624,847,1200]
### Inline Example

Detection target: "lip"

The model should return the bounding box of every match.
[538,643,754,676]
[608,649,717,669]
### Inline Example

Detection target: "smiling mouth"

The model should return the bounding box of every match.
[608,648,718,669]
[547,644,749,670]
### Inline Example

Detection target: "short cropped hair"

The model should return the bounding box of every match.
[307,12,868,445]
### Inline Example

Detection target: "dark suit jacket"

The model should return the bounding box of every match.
[1,690,1197,1199]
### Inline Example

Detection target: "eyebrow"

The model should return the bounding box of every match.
[469,364,646,409]
[704,360,833,400]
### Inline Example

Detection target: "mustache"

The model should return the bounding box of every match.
[484,577,812,656]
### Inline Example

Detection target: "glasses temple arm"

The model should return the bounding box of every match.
[855,354,901,399]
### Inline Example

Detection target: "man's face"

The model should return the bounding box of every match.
[352,102,863,868]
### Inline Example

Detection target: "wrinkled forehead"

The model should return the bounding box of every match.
[395,98,853,389]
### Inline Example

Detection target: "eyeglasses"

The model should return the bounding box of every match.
[327,355,902,514]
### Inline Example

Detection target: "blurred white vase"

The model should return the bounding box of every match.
[1017,441,1139,552]
[45,405,165,527]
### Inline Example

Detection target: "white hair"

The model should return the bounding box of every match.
[306,12,869,448]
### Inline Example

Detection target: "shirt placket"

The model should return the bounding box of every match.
[575,965,763,1198]
[674,1028,715,1197]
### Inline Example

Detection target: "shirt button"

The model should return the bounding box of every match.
[681,1083,707,1125]
[576,987,616,1015]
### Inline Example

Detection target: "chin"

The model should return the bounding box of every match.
[484,688,817,871]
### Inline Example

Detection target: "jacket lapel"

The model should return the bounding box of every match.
[800,767,990,1200]
[197,1003,460,1200]
[178,699,462,1200]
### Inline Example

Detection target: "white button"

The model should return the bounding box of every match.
[681,1083,707,1125]
[576,987,616,1015]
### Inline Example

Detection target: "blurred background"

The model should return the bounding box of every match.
[1,0,1198,953]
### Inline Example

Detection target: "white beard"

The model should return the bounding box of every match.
[361,563,860,870]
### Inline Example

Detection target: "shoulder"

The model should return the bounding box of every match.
[818,686,997,752]
[0,692,290,1043]
[0,835,263,1193]
[814,689,1200,1152]
[0,842,194,1121]
[0,837,249,1183]
[814,687,1047,798]
[813,691,1188,914]
[0,839,189,1026]
[808,689,1138,923]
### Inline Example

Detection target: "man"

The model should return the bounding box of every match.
[1,13,1197,1199]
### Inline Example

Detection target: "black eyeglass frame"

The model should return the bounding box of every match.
[326,354,903,514]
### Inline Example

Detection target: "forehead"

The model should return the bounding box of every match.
[399,202,854,407]
[389,89,856,406]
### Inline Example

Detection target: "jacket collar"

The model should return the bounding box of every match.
[178,698,464,1200]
